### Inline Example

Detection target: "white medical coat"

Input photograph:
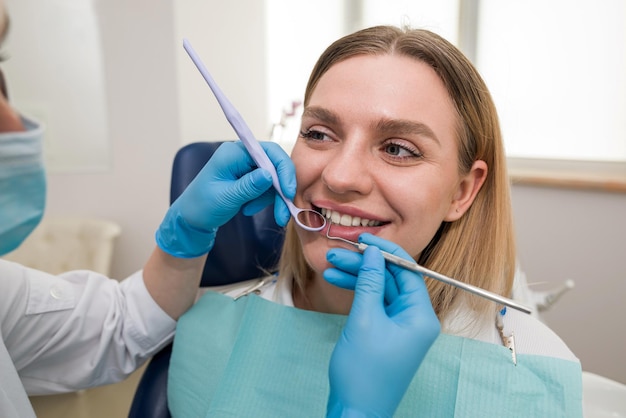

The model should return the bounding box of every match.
[0,259,176,418]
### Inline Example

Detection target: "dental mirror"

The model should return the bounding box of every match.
[183,39,326,232]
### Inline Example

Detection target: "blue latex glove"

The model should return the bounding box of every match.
[325,233,441,417]
[156,141,294,258]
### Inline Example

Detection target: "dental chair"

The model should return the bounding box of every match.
[128,141,285,418]
[2,216,121,277]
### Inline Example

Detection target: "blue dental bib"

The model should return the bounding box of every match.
[169,291,582,417]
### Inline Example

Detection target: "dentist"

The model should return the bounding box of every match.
[0,5,438,417]
[0,3,277,416]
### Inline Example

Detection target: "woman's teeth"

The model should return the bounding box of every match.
[320,208,382,227]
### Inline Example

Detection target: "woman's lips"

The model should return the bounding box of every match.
[322,220,386,243]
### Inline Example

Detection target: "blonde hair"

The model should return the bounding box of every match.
[278,26,516,322]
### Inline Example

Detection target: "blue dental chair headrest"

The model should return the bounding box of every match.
[128,141,285,417]
[170,141,285,286]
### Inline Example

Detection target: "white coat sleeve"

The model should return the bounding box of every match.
[0,259,176,395]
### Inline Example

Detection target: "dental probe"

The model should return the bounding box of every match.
[327,230,532,314]
[182,38,326,232]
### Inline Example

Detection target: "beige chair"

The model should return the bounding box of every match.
[2,216,122,276]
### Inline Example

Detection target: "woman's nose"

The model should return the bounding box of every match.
[321,146,374,195]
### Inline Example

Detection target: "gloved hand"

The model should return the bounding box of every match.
[324,233,441,417]
[156,141,295,258]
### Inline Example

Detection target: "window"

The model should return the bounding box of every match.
[267,0,626,171]
[361,0,460,43]
[265,0,346,147]
[476,0,626,162]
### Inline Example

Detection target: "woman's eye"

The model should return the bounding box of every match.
[299,129,328,141]
[383,142,422,159]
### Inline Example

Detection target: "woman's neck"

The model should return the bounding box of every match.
[292,273,354,315]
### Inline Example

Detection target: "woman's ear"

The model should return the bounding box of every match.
[444,160,488,221]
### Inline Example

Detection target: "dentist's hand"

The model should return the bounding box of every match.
[324,234,441,417]
[156,141,294,258]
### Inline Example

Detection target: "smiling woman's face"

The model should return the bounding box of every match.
[291,53,483,280]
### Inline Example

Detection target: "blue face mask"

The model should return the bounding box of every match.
[0,117,46,256]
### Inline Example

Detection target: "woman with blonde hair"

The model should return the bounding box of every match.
[281,25,516,330]
[167,25,582,417]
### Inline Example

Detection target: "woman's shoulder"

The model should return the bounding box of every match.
[443,301,579,363]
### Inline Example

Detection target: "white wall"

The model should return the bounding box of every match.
[43,0,182,278]
[4,0,111,172]
[14,0,270,279]
[174,0,268,143]
[511,185,626,383]
[5,0,624,384]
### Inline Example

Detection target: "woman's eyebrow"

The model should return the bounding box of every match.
[301,106,340,125]
[302,106,440,145]
[374,118,440,145]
